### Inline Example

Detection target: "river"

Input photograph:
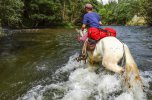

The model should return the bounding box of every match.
[0,26,152,100]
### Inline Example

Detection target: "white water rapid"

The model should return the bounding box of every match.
[18,54,151,100]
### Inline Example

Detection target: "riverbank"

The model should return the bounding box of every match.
[126,15,147,26]
[0,23,150,38]
[0,22,79,38]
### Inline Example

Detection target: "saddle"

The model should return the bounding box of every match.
[86,38,97,51]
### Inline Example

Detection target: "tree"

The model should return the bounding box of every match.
[22,0,62,27]
[98,0,141,25]
[0,0,24,27]
[140,0,152,25]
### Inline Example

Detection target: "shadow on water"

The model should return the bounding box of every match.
[0,26,151,100]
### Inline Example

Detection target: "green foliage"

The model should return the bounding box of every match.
[140,0,152,25]
[22,0,100,27]
[0,0,151,28]
[23,0,62,27]
[0,0,24,27]
[98,0,141,25]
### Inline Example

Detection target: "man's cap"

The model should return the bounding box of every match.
[85,3,93,9]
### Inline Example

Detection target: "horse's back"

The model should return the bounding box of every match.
[101,37,122,47]
[100,36,123,51]
[94,36,124,61]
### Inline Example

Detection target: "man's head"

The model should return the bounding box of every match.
[84,3,93,12]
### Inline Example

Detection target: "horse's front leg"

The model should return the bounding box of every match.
[87,57,98,71]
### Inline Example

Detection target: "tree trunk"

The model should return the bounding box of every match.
[62,1,66,21]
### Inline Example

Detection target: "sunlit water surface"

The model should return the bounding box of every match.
[0,26,152,100]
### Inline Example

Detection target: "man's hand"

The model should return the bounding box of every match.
[81,24,86,31]
[81,27,85,31]
[99,21,102,25]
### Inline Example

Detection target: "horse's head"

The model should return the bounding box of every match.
[75,29,88,42]
[75,28,87,37]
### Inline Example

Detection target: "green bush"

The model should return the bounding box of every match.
[140,0,152,25]
[0,0,24,28]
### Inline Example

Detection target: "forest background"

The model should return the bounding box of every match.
[0,0,152,29]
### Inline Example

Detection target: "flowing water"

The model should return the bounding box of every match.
[0,26,152,100]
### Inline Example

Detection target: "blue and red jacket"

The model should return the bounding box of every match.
[83,12,116,41]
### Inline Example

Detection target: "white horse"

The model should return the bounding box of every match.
[76,29,143,89]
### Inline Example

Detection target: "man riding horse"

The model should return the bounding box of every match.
[77,3,116,61]
[77,3,102,60]
[76,4,143,92]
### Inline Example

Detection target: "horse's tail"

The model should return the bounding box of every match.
[124,44,143,89]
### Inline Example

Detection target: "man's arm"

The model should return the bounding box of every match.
[99,21,102,25]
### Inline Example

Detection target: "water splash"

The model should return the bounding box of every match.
[18,54,151,100]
